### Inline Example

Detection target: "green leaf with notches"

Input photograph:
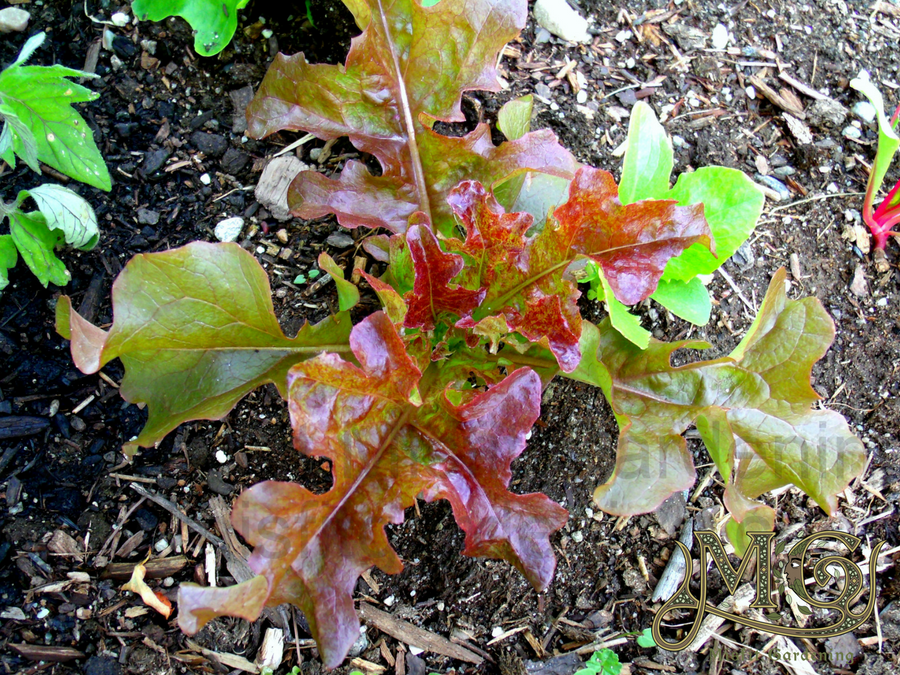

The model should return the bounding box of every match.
[8,210,70,287]
[0,32,111,190]
[131,0,251,57]
[23,184,100,250]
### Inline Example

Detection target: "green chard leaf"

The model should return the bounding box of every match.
[611,102,762,334]
[0,32,111,190]
[850,74,900,201]
[497,94,533,141]
[586,269,865,519]
[650,277,711,326]
[618,101,673,204]
[178,312,567,667]
[246,0,577,235]
[56,242,352,454]
[317,252,360,312]
[131,0,251,57]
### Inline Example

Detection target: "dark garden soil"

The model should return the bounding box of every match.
[1,0,899,674]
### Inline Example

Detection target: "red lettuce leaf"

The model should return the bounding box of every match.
[55,242,352,454]
[444,167,712,370]
[404,220,485,330]
[247,0,577,234]
[178,312,566,666]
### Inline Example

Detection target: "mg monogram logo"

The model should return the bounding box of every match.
[652,530,885,650]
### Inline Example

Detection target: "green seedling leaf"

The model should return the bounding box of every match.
[493,170,573,230]
[0,105,40,173]
[317,252,360,312]
[132,0,251,57]
[9,210,70,287]
[247,0,577,234]
[56,242,353,454]
[596,267,650,349]
[619,101,673,204]
[0,234,17,290]
[497,95,533,141]
[24,184,99,250]
[0,33,111,190]
[587,269,865,518]
[178,312,567,667]
[850,74,900,203]
[650,277,711,326]
[575,649,621,675]
[661,167,763,282]
[636,628,656,648]
[617,103,763,294]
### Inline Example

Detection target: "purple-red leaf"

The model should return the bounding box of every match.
[445,167,712,370]
[177,312,566,667]
[55,242,352,454]
[551,166,713,305]
[404,221,485,330]
[247,0,577,233]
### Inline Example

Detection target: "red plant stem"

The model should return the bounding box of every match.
[891,102,900,129]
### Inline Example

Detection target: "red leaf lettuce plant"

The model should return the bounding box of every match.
[850,73,900,251]
[56,0,866,666]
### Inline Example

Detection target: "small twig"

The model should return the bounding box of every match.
[716,267,756,313]
[768,191,865,213]
[129,483,225,549]
[273,133,316,158]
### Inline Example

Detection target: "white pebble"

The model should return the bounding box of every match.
[852,101,877,124]
[154,538,168,552]
[111,12,130,27]
[572,531,584,543]
[262,28,273,39]
[215,449,228,464]
[214,216,245,242]
[200,173,212,185]
[384,595,395,607]
[533,0,591,43]
[0,7,30,33]
[711,23,729,50]
[491,626,504,638]
[576,90,588,104]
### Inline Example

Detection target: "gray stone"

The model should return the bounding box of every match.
[326,232,355,248]
[654,491,686,536]
[806,98,848,128]
[141,148,170,175]
[662,22,708,51]
[229,85,255,134]
[84,655,121,675]
[137,208,159,226]
[0,7,30,33]
[220,147,249,174]
[206,469,234,496]
[755,174,791,201]
[533,0,590,43]
[190,131,228,158]
[214,216,244,242]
